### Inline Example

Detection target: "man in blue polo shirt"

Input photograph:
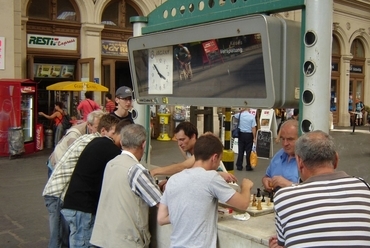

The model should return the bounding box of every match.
[262,120,299,192]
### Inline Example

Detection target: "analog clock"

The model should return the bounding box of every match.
[148,46,173,94]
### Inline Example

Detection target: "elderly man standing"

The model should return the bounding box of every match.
[269,130,370,248]
[90,124,162,247]
[262,120,299,192]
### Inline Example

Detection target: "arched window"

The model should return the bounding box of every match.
[350,39,365,58]
[332,36,340,55]
[28,0,78,22]
[28,0,50,19]
[101,0,139,28]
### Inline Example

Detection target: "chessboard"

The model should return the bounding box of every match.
[246,196,274,217]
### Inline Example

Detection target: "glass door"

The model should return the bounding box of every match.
[21,94,34,142]
[330,78,339,125]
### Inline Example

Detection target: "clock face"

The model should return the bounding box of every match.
[148,46,173,94]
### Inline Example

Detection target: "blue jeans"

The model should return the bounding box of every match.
[54,124,65,147]
[44,195,69,248]
[61,209,96,248]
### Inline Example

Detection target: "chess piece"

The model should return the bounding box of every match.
[256,188,261,198]
[252,194,257,207]
[270,192,274,203]
[257,199,262,210]
[261,195,265,202]
[266,198,271,206]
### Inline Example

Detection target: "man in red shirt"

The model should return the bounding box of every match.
[104,93,116,113]
[77,91,101,121]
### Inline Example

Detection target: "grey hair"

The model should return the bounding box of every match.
[120,124,146,149]
[295,130,336,168]
[281,119,298,131]
[86,110,105,125]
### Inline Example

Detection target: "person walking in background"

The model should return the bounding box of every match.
[77,91,101,121]
[39,102,65,147]
[234,108,256,171]
[269,130,370,248]
[104,92,116,113]
[355,98,364,126]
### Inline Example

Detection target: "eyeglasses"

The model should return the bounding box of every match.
[118,97,132,101]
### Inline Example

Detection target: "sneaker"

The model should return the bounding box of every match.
[246,167,253,171]
[236,166,243,171]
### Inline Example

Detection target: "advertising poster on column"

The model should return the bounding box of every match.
[0,37,4,70]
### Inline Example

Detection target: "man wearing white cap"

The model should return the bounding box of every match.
[110,86,134,123]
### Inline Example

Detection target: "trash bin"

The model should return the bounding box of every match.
[45,129,53,149]
[8,127,25,157]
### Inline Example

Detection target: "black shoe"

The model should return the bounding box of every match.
[246,167,253,171]
[236,166,243,171]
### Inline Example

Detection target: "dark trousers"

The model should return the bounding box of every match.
[236,132,253,169]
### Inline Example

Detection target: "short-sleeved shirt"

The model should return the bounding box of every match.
[110,111,134,123]
[266,148,299,183]
[161,167,236,248]
[77,99,101,121]
[234,111,256,133]
[105,100,115,113]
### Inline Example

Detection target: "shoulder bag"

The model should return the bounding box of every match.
[232,111,243,138]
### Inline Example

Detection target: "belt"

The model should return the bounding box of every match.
[240,131,252,134]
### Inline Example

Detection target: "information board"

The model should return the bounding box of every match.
[256,130,272,159]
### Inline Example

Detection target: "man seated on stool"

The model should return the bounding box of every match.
[262,120,300,192]
[150,121,237,183]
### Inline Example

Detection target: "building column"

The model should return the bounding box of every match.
[338,54,353,126]
[80,23,104,104]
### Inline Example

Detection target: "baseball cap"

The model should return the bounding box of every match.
[115,86,133,99]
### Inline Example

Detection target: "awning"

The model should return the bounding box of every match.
[46,81,109,92]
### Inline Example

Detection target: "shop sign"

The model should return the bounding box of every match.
[102,40,128,56]
[34,63,75,78]
[0,37,4,70]
[21,86,36,93]
[350,64,362,73]
[27,34,77,51]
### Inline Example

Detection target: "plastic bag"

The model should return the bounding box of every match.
[250,144,258,167]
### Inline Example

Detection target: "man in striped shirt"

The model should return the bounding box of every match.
[269,130,370,248]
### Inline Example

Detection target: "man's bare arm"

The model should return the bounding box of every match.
[150,156,195,177]
[157,203,171,226]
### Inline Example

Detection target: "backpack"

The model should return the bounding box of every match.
[61,114,72,130]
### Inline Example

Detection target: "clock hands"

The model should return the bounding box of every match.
[153,64,166,80]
